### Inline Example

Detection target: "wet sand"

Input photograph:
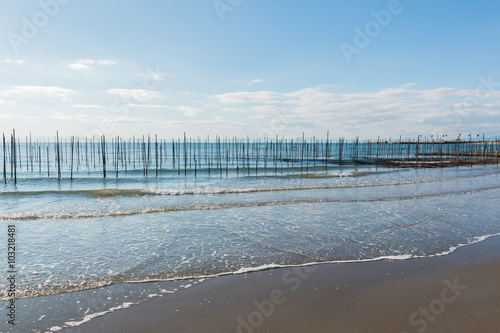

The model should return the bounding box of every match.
[68,236,500,333]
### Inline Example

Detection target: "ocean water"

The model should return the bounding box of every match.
[0,146,499,332]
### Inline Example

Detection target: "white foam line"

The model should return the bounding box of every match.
[33,234,500,331]
[5,169,498,199]
[4,233,500,304]
[4,185,500,222]
[61,301,136,329]
[126,233,500,284]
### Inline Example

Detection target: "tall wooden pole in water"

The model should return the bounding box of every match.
[194,137,197,177]
[116,136,120,178]
[247,135,250,175]
[101,135,106,178]
[30,133,34,172]
[56,131,61,180]
[13,130,17,184]
[226,138,229,176]
[300,132,304,174]
[70,136,74,180]
[2,133,6,184]
[2,133,499,179]
[155,134,159,177]
[280,136,284,173]
[172,138,175,170]
[184,133,187,176]
[38,145,41,174]
[47,146,50,177]
[339,137,344,166]
[325,130,329,173]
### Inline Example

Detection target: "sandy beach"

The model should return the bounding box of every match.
[67,236,500,333]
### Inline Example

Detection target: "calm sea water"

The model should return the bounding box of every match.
[0,148,499,332]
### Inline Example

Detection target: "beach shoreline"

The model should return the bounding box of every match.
[65,235,500,333]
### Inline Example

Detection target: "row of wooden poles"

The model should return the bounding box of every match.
[2,130,499,184]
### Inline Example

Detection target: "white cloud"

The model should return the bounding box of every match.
[107,89,161,102]
[230,79,264,85]
[157,119,251,130]
[416,88,474,101]
[178,106,203,117]
[7,86,74,99]
[49,111,96,122]
[285,87,337,107]
[214,91,278,104]
[67,59,94,70]
[249,114,270,119]
[211,84,500,138]
[250,105,283,113]
[249,79,264,85]
[4,82,499,139]
[71,104,104,108]
[67,59,115,71]
[68,62,90,71]
[126,104,172,109]
[96,60,115,66]
[138,70,172,83]
[102,115,154,123]
[222,107,245,113]
[338,87,478,103]
[49,111,155,125]
[0,114,40,120]
[0,99,17,105]
[4,58,24,64]
[340,88,414,102]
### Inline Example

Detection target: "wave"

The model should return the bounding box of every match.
[0,188,148,197]
[2,186,499,221]
[4,233,500,303]
[0,172,496,198]
[0,167,353,184]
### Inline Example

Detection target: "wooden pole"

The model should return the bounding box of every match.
[13,130,17,184]
[325,130,329,173]
[101,135,106,178]
[2,133,6,184]
[70,135,74,180]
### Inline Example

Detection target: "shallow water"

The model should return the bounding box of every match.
[0,164,499,332]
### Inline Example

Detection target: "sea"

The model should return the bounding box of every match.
[0,141,499,332]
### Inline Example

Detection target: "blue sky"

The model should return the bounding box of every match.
[1,0,499,139]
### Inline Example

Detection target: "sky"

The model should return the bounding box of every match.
[0,0,499,140]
